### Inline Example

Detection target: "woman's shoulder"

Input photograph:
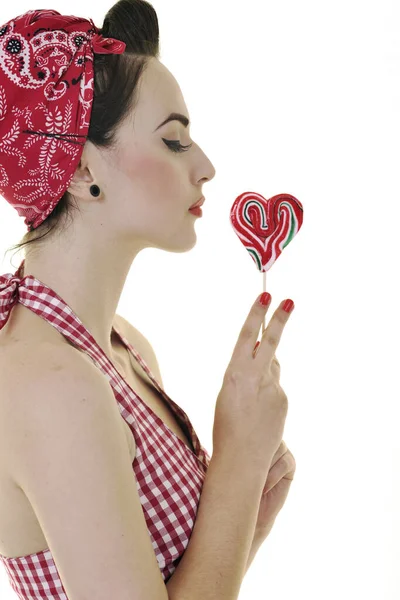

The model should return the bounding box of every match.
[0,335,107,438]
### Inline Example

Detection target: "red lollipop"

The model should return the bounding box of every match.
[230,191,304,334]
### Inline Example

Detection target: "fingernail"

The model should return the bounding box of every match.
[282,299,295,313]
[259,292,271,306]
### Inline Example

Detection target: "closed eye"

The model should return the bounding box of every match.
[162,138,193,153]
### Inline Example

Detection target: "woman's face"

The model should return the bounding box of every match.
[80,57,216,254]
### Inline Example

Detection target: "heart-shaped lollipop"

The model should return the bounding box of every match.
[230,192,303,273]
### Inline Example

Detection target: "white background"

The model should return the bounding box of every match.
[0,1,399,598]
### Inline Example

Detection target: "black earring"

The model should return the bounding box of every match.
[90,184,100,197]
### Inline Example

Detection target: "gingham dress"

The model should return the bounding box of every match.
[0,259,211,599]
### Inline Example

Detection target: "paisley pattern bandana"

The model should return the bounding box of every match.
[0,9,126,231]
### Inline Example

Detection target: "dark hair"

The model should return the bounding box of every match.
[4,0,160,264]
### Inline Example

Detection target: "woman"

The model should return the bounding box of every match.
[0,3,295,599]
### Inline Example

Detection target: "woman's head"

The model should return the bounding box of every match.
[5,0,215,263]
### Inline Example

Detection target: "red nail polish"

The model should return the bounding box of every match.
[259,292,271,306]
[282,299,295,313]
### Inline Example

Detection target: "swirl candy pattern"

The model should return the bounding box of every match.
[230,192,304,273]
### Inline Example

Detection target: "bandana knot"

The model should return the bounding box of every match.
[0,264,25,330]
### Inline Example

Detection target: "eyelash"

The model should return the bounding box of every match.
[162,138,193,153]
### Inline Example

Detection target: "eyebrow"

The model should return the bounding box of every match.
[154,112,190,132]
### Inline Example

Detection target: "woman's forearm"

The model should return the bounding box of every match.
[166,449,267,600]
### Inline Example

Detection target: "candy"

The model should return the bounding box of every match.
[230,192,303,273]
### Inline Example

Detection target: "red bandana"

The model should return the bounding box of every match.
[0,9,126,231]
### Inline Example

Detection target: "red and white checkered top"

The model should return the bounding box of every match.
[0,259,211,599]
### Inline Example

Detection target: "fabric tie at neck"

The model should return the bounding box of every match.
[0,259,26,330]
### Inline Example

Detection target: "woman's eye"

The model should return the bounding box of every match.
[162,138,193,153]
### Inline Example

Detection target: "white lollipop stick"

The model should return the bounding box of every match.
[262,270,266,335]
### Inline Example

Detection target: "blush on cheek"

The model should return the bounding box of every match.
[124,151,183,210]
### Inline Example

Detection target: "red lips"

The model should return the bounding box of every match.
[189,196,205,209]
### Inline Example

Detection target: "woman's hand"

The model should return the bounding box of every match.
[254,439,296,536]
[245,440,296,574]
[244,436,296,574]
